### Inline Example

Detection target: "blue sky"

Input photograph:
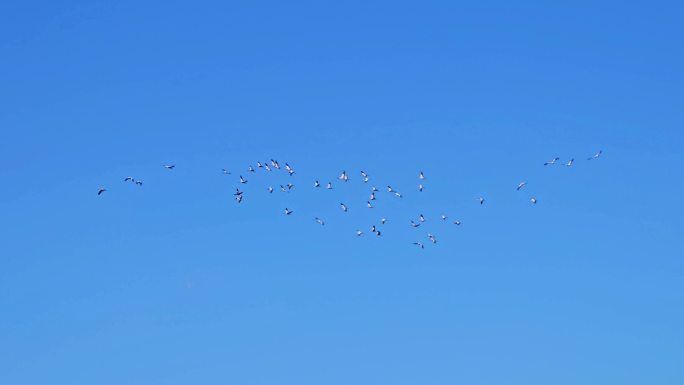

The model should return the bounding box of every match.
[1,1,683,384]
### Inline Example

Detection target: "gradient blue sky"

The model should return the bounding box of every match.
[1,1,683,384]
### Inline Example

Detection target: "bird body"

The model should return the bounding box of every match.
[97,187,106,195]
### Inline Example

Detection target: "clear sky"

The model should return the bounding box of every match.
[1,1,683,384]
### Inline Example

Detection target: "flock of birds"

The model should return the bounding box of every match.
[97,150,603,249]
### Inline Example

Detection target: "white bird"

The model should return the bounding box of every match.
[97,187,107,195]
[268,186,274,193]
[453,220,462,226]
[360,171,368,178]
[387,186,394,192]
[566,158,574,167]
[418,184,424,192]
[271,159,280,169]
[314,180,321,188]
[363,176,369,183]
[264,164,272,172]
[367,201,374,208]
[413,242,425,249]
[588,150,602,160]
[517,181,526,191]
[326,182,333,190]
[285,163,293,173]
[234,188,244,197]
[239,175,248,184]
[340,203,348,212]
[531,197,538,204]
[544,157,559,166]
[338,170,349,182]
[286,183,294,190]
[427,233,437,244]
[315,217,325,226]
[419,214,425,222]
[371,186,379,192]
[257,161,263,168]
[394,192,402,198]
[369,192,376,201]
[381,218,387,225]
[419,171,425,180]
[441,214,447,221]
[124,176,134,182]
[222,169,231,175]
[356,230,363,236]
[235,194,243,203]
[248,165,255,172]
[371,225,377,233]
[135,180,143,186]
[284,208,293,215]
[279,185,287,192]
[410,220,421,228]
[163,164,175,170]
[479,197,485,205]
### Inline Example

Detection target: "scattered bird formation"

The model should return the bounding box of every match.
[98,152,603,248]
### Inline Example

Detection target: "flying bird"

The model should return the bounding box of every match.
[394,192,403,198]
[453,220,462,226]
[135,180,143,186]
[387,186,394,192]
[124,176,134,182]
[418,184,424,192]
[97,187,107,195]
[419,214,425,222]
[588,150,603,160]
[286,183,294,190]
[427,233,437,244]
[340,203,348,212]
[356,230,364,236]
[479,197,485,205]
[338,170,349,182]
[531,197,538,204]
[326,182,333,190]
[419,171,425,180]
[257,161,263,169]
[268,186,274,193]
[284,208,293,215]
[441,214,448,221]
[410,220,421,228]
[566,158,574,167]
[369,192,376,201]
[367,201,374,208]
[413,242,425,249]
[248,166,255,172]
[315,217,325,226]
[264,164,272,172]
[222,169,231,175]
[239,175,248,184]
[314,180,321,188]
[517,181,527,191]
[381,218,387,225]
[163,165,175,170]
[544,157,559,166]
